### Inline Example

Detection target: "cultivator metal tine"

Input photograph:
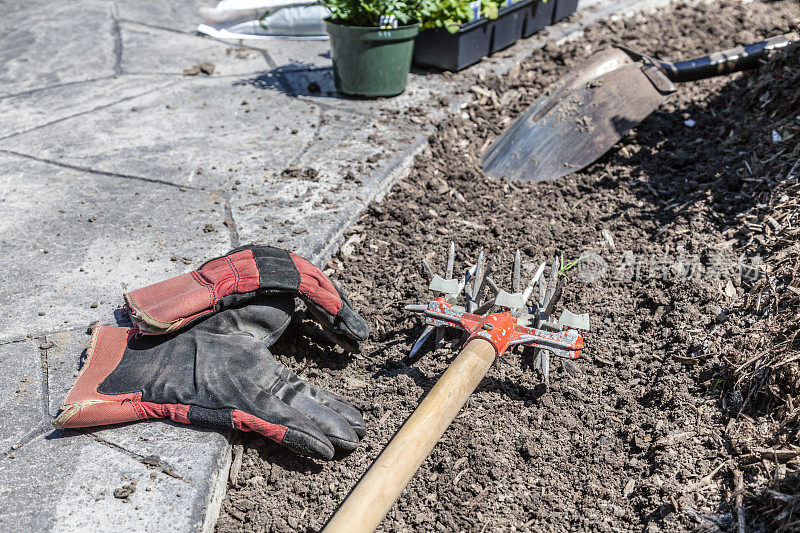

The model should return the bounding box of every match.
[467,251,484,312]
[473,297,496,316]
[422,259,435,282]
[404,304,429,312]
[535,350,551,381]
[485,276,500,296]
[513,250,521,293]
[546,257,559,304]
[409,324,435,358]
[473,256,494,309]
[540,257,559,321]
[522,261,547,309]
[538,271,546,309]
[446,242,455,280]
[455,263,478,302]
[434,326,445,350]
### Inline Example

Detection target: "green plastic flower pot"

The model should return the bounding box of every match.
[325,19,419,97]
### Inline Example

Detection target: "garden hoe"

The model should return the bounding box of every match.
[322,244,589,532]
[482,34,794,182]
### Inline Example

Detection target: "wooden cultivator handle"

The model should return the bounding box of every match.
[322,338,496,533]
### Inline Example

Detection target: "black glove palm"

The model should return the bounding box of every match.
[55,296,364,460]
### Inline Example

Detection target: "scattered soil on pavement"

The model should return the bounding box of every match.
[217,1,800,531]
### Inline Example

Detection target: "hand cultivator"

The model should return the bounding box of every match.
[323,244,589,533]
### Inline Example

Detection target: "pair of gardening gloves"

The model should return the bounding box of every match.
[54,245,370,460]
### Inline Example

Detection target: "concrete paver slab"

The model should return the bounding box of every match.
[0,335,213,532]
[0,79,319,190]
[121,23,270,76]
[0,340,45,453]
[0,326,229,531]
[0,76,171,140]
[0,430,198,531]
[116,0,217,33]
[0,2,117,97]
[232,107,427,261]
[0,154,230,342]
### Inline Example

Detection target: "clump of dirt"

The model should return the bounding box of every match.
[182,62,215,76]
[281,166,320,181]
[217,1,800,532]
[113,478,138,501]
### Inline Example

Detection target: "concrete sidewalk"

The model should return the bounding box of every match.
[0,0,673,530]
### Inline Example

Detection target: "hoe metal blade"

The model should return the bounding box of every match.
[482,46,674,182]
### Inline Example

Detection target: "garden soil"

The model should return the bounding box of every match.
[217,1,800,531]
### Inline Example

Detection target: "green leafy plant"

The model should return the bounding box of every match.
[320,0,419,27]
[318,0,502,30]
[416,0,498,32]
[558,253,583,277]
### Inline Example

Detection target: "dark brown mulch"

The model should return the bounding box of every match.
[217,1,800,531]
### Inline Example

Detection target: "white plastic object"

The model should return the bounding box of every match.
[198,0,330,39]
[495,290,525,309]
[558,308,590,331]
[429,275,460,295]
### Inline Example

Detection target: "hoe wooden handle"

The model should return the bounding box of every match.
[322,338,496,533]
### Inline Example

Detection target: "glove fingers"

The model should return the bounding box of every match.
[249,395,336,460]
[282,425,335,460]
[336,288,370,341]
[270,368,363,451]
[314,389,366,439]
[304,303,362,352]
[298,273,368,352]
[283,393,360,452]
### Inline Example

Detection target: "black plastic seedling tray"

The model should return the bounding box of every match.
[413,0,579,71]
[522,0,555,38]
[552,0,579,22]
[491,0,529,52]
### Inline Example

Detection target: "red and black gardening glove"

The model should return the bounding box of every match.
[123,245,368,352]
[54,296,365,460]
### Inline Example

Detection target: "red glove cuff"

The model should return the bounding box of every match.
[123,246,342,335]
[54,327,191,428]
[124,249,261,334]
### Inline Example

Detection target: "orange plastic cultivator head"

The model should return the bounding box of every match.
[405,243,589,379]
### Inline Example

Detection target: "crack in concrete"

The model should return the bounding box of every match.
[2,333,73,460]
[1,330,58,459]
[1,423,52,460]
[118,18,194,36]
[0,336,33,346]
[0,324,94,347]
[0,80,174,142]
[83,431,193,484]
[223,196,240,248]
[0,77,113,101]
[111,4,123,76]
[289,104,325,165]
[261,49,278,70]
[38,336,53,424]
[0,149,201,190]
